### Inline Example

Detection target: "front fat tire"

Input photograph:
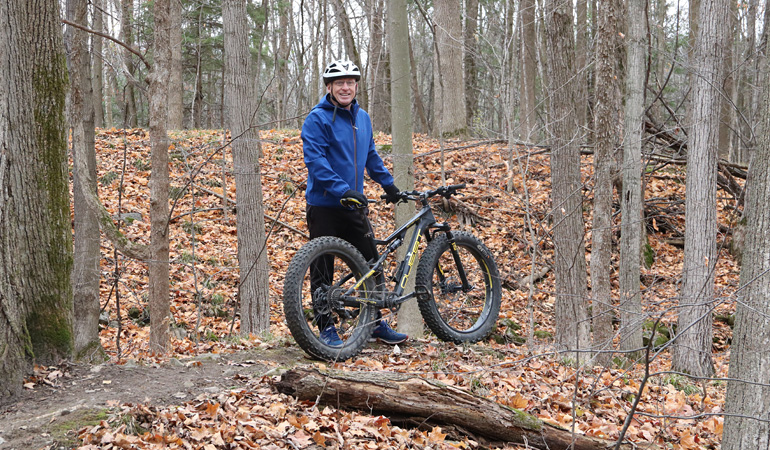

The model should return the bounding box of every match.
[283,236,377,361]
[415,231,501,343]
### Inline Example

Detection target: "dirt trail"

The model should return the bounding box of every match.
[0,346,310,450]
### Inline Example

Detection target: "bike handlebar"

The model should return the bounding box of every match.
[377,183,467,204]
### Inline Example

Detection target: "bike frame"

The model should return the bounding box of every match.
[342,193,472,310]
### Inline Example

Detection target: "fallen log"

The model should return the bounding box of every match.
[274,368,653,450]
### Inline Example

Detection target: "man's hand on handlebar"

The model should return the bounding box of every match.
[341,189,368,208]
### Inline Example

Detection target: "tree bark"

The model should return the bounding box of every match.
[544,0,590,362]
[148,0,172,353]
[722,27,770,448]
[672,0,729,378]
[464,0,479,129]
[168,0,184,130]
[66,0,104,362]
[91,0,105,128]
[591,0,622,365]
[368,0,391,132]
[389,0,420,339]
[275,368,650,450]
[1,0,73,396]
[433,0,467,138]
[223,0,271,334]
[120,0,138,128]
[409,34,430,134]
[619,0,646,356]
[519,0,538,140]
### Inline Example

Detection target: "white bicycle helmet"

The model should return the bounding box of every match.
[323,59,361,85]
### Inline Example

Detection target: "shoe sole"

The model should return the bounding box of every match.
[368,337,408,345]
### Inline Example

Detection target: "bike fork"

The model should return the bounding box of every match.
[443,231,473,291]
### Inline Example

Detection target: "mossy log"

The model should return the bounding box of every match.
[275,368,653,450]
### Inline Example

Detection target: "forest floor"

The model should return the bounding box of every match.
[0,345,306,449]
[0,128,740,449]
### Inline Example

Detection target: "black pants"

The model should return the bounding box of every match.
[307,205,380,330]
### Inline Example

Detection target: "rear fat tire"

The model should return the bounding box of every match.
[415,231,501,343]
[283,236,377,361]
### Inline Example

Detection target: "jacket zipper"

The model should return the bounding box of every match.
[351,110,358,191]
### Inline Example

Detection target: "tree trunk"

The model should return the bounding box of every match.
[368,0,391,133]
[544,0,590,362]
[276,1,289,128]
[591,0,622,365]
[168,0,184,130]
[433,0,467,138]
[274,368,650,450]
[409,34,430,134]
[575,0,588,134]
[0,0,73,397]
[223,0,271,334]
[464,0,479,129]
[519,0,538,141]
[619,0,646,356]
[91,0,105,128]
[722,31,770,448]
[673,0,729,378]
[121,0,138,128]
[148,0,172,354]
[388,0,420,339]
[66,0,104,362]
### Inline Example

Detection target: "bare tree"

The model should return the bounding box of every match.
[433,0,467,138]
[223,0,271,334]
[464,0,479,129]
[619,0,646,356]
[543,0,590,362]
[1,0,73,396]
[518,0,538,141]
[120,0,138,127]
[91,0,105,128]
[66,0,104,361]
[168,0,184,129]
[148,0,173,353]
[389,0,420,338]
[591,0,623,364]
[722,30,770,446]
[368,0,391,132]
[672,0,730,377]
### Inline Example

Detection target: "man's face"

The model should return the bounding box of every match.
[327,77,358,108]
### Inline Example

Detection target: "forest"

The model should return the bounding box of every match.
[1,0,769,449]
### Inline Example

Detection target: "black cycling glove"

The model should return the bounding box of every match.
[383,184,401,204]
[341,189,367,207]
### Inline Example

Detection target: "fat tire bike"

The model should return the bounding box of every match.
[282,184,502,361]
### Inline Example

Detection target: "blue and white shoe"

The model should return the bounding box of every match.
[320,325,343,347]
[370,321,408,345]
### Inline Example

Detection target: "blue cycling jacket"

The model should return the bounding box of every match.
[301,94,395,208]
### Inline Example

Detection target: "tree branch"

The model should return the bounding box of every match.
[61,19,150,69]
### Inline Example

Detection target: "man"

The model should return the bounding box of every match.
[301,59,408,347]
